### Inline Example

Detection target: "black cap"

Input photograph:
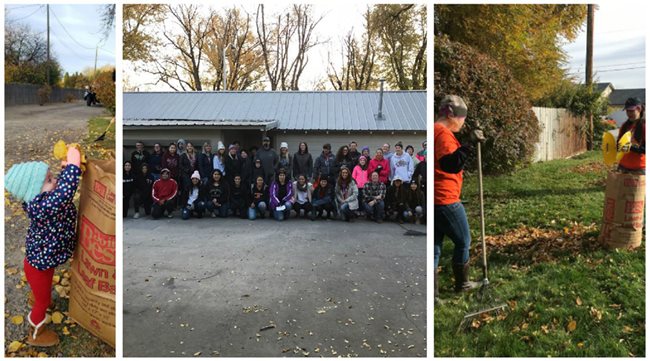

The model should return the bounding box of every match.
[624,97,643,110]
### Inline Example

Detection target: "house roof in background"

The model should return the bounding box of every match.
[123,91,426,131]
[608,88,646,105]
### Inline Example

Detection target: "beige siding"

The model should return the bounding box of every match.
[123,128,426,161]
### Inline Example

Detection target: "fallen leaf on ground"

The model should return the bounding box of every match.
[576,297,582,306]
[51,311,64,324]
[6,267,19,275]
[11,315,24,325]
[566,319,577,332]
[8,341,23,353]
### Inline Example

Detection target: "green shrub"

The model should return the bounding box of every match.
[434,36,541,174]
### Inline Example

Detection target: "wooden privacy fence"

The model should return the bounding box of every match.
[5,83,84,106]
[532,107,586,162]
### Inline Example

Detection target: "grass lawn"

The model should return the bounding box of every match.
[434,151,645,357]
[84,116,115,160]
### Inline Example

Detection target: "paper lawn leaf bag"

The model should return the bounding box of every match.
[69,159,116,347]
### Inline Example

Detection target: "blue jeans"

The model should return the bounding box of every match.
[434,202,471,269]
[364,200,385,220]
[273,201,292,221]
[206,201,229,217]
[182,201,206,220]
[249,202,268,220]
[339,203,354,221]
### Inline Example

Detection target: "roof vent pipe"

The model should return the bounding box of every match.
[376,78,385,120]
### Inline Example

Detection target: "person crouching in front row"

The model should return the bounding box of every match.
[151,168,178,219]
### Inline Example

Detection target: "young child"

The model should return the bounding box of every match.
[4,146,81,346]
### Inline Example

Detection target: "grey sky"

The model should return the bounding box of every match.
[5,4,116,74]
[124,3,383,91]
[562,2,645,89]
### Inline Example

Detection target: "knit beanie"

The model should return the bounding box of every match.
[191,170,201,180]
[5,162,49,203]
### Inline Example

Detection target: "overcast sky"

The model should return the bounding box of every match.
[562,2,645,89]
[123,3,384,91]
[5,4,116,74]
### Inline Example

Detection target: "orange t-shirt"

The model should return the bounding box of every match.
[434,122,463,205]
[618,121,645,170]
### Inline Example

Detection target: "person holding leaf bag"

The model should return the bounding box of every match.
[617,97,645,174]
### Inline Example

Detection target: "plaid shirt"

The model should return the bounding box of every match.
[363,181,386,203]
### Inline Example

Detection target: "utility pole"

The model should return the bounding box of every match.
[94,46,99,76]
[46,4,50,86]
[586,4,595,151]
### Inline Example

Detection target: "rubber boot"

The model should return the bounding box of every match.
[452,262,481,292]
[26,312,59,347]
[434,271,443,305]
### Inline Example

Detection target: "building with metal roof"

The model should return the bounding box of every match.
[123,90,427,159]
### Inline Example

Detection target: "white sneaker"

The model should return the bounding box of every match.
[133,212,140,219]
[211,212,217,218]
[167,213,174,218]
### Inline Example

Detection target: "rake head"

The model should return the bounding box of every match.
[456,283,509,333]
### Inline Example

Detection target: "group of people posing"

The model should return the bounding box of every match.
[123,137,427,223]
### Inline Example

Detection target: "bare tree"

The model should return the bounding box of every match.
[328,8,377,90]
[204,8,265,90]
[144,4,211,91]
[255,4,323,90]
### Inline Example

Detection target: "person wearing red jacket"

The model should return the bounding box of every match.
[368,149,390,185]
[151,168,178,219]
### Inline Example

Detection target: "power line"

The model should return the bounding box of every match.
[596,66,645,73]
[6,5,43,23]
[50,7,96,50]
[6,4,41,11]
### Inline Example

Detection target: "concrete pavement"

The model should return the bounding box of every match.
[123,217,427,357]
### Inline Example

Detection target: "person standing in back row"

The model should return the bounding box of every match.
[256,136,279,186]
[390,142,414,184]
[293,142,313,182]
[314,143,336,184]
[131,141,150,172]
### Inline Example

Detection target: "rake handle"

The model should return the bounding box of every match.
[477,142,488,282]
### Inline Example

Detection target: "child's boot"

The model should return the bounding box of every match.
[26,312,59,347]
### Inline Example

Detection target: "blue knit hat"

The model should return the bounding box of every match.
[5,162,49,203]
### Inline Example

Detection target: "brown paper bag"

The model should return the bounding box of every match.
[599,171,645,249]
[69,159,116,347]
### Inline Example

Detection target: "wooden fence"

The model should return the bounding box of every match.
[532,107,586,162]
[5,83,84,106]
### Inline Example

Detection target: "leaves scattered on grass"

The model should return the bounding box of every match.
[476,223,602,265]
[571,162,609,174]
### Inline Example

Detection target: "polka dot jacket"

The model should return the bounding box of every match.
[23,164,81,271]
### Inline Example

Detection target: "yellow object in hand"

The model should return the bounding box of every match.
[52,140,87,172]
